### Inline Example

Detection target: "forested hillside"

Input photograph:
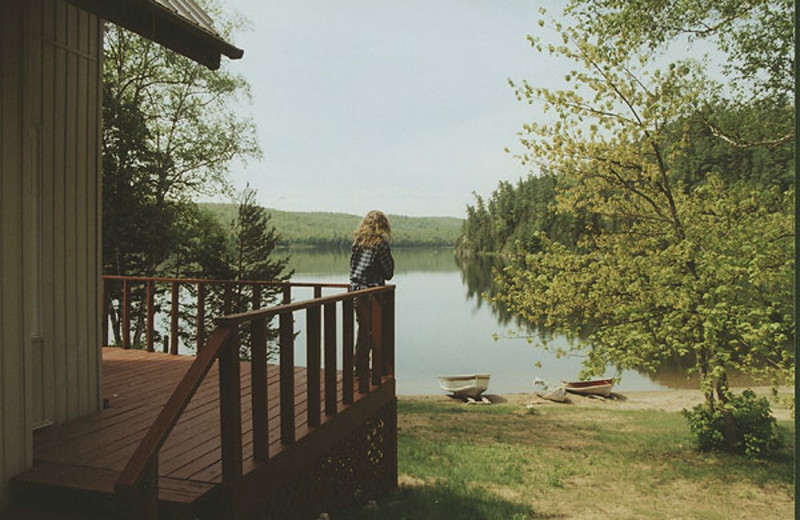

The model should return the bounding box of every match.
[456,174,579,255]
[199,204,463,247]
[458,103,793,258]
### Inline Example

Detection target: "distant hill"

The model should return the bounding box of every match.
[198,203,463,248]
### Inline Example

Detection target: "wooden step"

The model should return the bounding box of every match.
[0,505,105,520]
[10,463,218,520]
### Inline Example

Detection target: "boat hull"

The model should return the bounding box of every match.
[438,374,491,399]
[562,379,613,397]
[536,385,567,402]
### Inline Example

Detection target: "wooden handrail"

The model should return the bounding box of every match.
[215,286,390,326]
[103,274,349,288]
[111,278,396,519]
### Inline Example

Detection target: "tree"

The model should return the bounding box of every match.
[496,2,794,413]
[102,0,263,346]
[564,0,794,107]
[175,187,292,359]
[102,0,260,277]
[102,82,183,278]
[226,186,293,360]
[231,186,292,285]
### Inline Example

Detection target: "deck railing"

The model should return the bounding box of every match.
[104,276,395,519]
[101,275,350,354]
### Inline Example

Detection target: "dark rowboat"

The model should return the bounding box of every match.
[562,378,614,397]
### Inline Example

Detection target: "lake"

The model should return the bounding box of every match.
[283,247,680,396]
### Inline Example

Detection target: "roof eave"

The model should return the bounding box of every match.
[64,0,243,70]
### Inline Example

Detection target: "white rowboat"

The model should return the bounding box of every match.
[536,385,567,402]
[438,374,491,399]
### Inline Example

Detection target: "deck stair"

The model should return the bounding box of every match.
[10,349,396,519]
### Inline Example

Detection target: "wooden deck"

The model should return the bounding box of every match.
[12,347,396,519]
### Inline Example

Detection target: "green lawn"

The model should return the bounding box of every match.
[333,397,794,520]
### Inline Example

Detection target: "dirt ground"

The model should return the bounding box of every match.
[401,386,795,421]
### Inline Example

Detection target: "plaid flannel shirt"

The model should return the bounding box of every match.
[349,241,394,291]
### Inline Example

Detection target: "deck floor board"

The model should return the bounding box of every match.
[25,347,384,506]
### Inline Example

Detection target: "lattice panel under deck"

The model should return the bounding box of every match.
[254,399,398,520]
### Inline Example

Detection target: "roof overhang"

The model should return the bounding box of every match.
[64,0,243,70]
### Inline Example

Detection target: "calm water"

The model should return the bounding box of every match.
[284,247,678,395]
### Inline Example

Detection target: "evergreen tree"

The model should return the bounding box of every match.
[227,186,293,360]
[231,186,291,284]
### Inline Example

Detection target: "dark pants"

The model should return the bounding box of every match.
[354,298,371,377]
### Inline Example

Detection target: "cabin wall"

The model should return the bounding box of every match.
[0,0,102,510]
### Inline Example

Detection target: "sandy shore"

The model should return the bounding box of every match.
[400,386,794,421]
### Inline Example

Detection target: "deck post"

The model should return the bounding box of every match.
[197,282,206,353]
[170,282,179,355]
[324,302,338,416]
[357,296,371,394]
[102,277,109,346]
[382,289,395,376]
[224,282,233,314]
[389,397,399,489]
[251,285,269,461]
[342,298,354,404]
[306,304,321,428]
[122,278,130,349]
[370,295,383,387]
[280,310,295,444]
[219,326,243,481]
[115,456,158,520]
[146,281,155,352]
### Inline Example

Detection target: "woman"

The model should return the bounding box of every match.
[349,210,394,291]
[349,210,394,371]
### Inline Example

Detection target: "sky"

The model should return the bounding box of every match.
[214,0,571,218]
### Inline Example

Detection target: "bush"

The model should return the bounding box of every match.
[682,389,783,458]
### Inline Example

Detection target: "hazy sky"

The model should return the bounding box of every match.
[217,0,569,218]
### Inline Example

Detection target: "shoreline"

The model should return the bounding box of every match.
[398,386,794,421]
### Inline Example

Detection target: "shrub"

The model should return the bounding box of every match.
[682,389,783,458]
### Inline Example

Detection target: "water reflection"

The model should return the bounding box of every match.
[455,254,534,329]
[453,252,765,391]
[281,246,459,277]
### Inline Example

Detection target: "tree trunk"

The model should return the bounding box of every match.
[714,372,730,406]
[110,305,122,346]
[698,347,716,412]
[133,305,146,348]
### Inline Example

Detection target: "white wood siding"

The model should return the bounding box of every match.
[1,0,103,510]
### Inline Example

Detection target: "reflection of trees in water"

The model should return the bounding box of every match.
[642,355,767,390]
[455,254,760,390]
[285,246,461,277]
[456,254,534,331]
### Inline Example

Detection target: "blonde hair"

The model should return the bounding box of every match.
[354,210,392,247]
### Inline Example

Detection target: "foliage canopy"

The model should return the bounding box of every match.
[490,0,794,412]
[102,0,260,278]
[101,1,293,350]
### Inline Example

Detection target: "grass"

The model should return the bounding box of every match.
[332,397,795,520]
